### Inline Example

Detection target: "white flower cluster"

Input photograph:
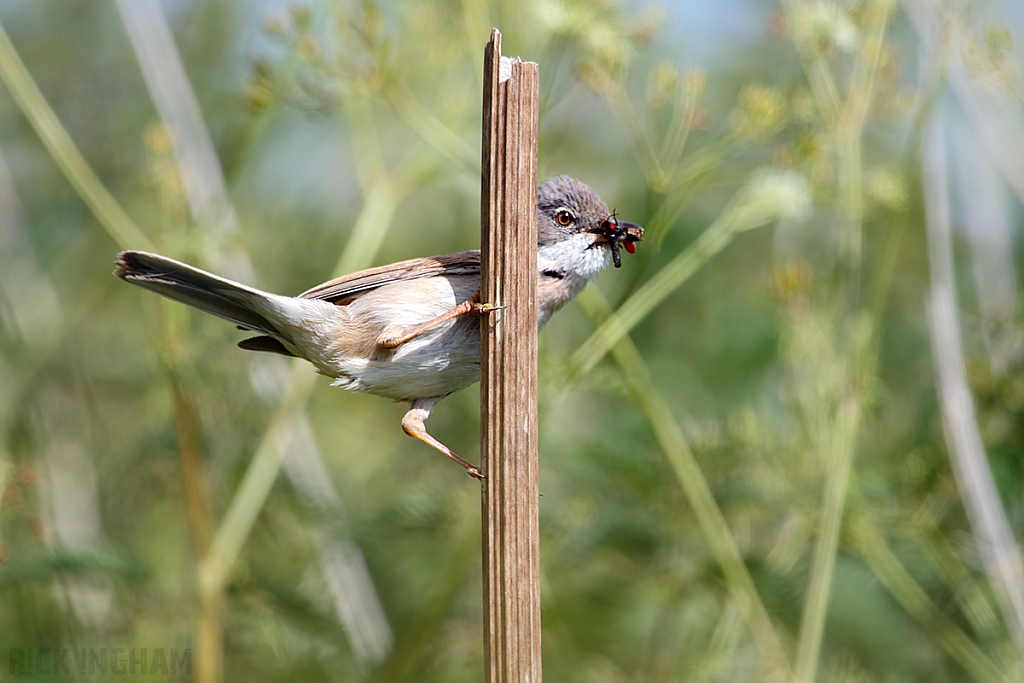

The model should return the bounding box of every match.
[738,167,813,227]
[792,1,859,53]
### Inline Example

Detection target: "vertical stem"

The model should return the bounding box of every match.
[167,374,213,557]
[836,125,864,290]
[793,5,894,679]
[923,109,1024,666]
[157,304,220,682]
[195,586,224,683]
[793,395,861,683]
[479,29,542,683]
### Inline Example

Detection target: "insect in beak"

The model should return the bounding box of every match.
[595,212,644,268]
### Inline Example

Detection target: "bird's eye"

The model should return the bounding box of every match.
[556,210,574,226]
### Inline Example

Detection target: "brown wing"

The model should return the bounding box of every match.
[298,250,481,304]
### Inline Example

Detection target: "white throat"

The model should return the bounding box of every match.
[538,233,609,281]
[536,233,610,328]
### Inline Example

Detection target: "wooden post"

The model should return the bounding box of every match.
[479,29,541,683]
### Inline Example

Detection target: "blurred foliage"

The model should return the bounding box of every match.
[1,0,1024,682]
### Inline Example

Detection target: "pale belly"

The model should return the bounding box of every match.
[331,316,481,401]
[288,266,591,403]
[314,275,483,402]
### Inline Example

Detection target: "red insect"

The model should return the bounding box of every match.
[599,210,643,268]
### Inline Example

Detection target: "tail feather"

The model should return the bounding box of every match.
[238,335,295,357]
[115,251,281,337]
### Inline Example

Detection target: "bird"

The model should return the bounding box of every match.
[115,175,642,479]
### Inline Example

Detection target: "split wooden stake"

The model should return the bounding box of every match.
[479,28,542,683]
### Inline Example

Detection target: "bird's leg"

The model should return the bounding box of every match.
[377,291,500,350]
[401,398,484,479]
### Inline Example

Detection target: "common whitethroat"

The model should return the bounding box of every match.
[115,175,643,479]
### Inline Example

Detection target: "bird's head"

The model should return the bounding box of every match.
[537,175,643,268]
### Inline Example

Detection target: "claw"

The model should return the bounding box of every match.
[377,294,500,350]
[403,399,484,480]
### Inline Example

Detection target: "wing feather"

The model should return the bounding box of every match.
[299,250,481,304]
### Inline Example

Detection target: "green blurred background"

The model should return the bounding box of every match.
[2,0,1024,681]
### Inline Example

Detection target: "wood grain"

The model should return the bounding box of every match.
[479,28,542,683]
